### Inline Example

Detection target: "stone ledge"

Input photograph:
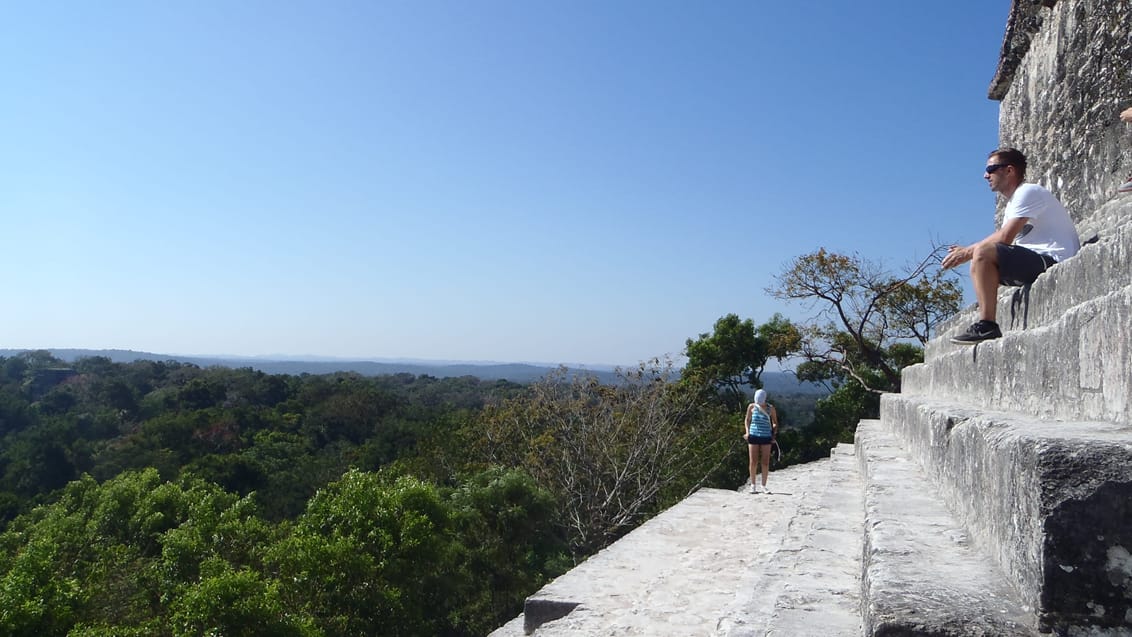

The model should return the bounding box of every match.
[718,444,862,637]
[855,420,1037,636]
[490,458,850,636]
[905,285,1132,424]
[879,395,1132,633]
[988,0,1058,101]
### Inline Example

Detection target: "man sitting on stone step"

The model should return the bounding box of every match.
[941,147,1081,344]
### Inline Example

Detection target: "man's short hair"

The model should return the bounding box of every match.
[989,147,1027,178]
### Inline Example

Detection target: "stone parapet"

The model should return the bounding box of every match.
[879,394,1132,633]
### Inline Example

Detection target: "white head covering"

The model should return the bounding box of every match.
[753,389,767,405]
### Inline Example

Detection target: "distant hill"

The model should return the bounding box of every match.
[0,348,828,394]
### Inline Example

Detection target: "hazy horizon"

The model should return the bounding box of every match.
[0,345,635,371]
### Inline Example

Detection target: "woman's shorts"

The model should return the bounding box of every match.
[747,434,773,446]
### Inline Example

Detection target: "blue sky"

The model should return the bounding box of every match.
[2,1,1009,367]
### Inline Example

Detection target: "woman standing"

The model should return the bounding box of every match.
[742,389,778,494]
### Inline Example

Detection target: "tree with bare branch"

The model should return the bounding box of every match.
[468,358,732,556]
[768,247,961,394]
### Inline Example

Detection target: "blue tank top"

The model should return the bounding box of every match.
[749,406,772,438]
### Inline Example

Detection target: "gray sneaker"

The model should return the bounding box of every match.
[950,320,1003,344]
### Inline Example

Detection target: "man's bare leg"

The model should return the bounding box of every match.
[970,242,1001,323]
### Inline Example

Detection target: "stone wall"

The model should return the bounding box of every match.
[991,0,1132,224]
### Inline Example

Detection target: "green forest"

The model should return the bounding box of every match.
[0,351,765,636]
[0,249,960,636]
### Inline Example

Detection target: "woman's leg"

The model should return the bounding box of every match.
[759,444,772,487]
[748,443,758,487]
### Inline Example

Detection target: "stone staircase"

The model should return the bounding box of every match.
[879,194,1132,635]
[492,196,1132,636]
[848,194,1132,636]
[916,197,1132,426]
[489,433,1039,636]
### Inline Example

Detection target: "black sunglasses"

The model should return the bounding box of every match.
[985,163,1011,174]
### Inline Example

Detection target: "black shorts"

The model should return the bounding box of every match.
[747,434,773,446]
[997,243,1056,287]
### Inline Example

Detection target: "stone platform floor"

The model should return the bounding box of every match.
[490,445,862,636]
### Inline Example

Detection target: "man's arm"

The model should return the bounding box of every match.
[941,216,1029,269]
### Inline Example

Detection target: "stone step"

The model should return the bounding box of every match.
[717,443,863,637]
[489,454,856,636]
[903,284,1132,424]
[854,420,1039,636]
[927,196,1132,362]
[878,394,1132,633]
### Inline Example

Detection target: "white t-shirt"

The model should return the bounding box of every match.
[1003,183,1081,262]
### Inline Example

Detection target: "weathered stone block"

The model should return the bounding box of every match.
[994,0,1132,222]
[907,280,1132,425]
[855,420,1037,636]
[879,394,1132,633]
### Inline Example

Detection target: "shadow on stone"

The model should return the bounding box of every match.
[523,598,580,634]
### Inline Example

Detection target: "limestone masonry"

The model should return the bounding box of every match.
[494,1,1132,634]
